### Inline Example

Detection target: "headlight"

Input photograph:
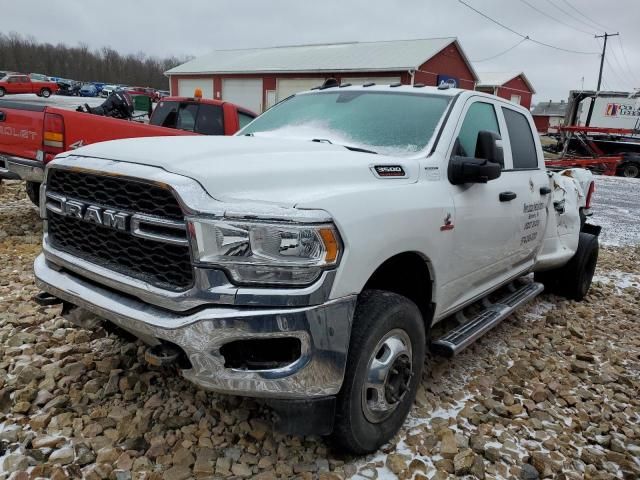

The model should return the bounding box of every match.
[188,219,341,286]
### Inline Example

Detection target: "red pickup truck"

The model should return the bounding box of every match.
[0,96,256,203]
[0,74,59,98]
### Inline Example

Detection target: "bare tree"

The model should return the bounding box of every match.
[0,33,188,88]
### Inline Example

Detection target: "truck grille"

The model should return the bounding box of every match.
[47,169,184,221]
[46,169,193,291]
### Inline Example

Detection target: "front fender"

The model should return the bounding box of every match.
[299,181,453,300]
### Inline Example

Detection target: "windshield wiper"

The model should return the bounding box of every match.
[311,138,378,154]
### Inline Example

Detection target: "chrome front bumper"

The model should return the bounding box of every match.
[3,155,44,182]
[34,254,356,399]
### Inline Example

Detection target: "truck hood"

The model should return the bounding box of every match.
[59,136,419,207]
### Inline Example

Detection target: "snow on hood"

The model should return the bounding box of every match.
[57,135,418,207]
[249,121,423,157]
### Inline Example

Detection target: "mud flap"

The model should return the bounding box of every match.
[581,223,601,236]
[267,397,336,436]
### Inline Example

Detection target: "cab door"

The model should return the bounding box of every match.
[498,105,549,268]
[15,76,31,94]
[439,97,525,314]
[5,76,21,94]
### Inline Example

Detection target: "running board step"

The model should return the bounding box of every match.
[431,282,544,357]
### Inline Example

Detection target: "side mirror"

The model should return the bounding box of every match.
[475,131,504,166]
[449,130,503,185]
[448,156,502,185]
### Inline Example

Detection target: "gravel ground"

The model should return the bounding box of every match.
[0,179,639,480]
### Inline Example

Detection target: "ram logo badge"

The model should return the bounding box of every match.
[45,192,129,231]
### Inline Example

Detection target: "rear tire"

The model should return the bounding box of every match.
[40,88,51,98]
[330,290,426,454]
[535,232,599,301]
[25,181,40,206]
[618,163,640,178]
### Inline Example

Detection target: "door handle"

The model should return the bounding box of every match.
[499,191,517,202]
[0,112,5,122]
[539,186,551,195]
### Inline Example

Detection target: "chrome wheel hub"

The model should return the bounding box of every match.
[362,329,413,423]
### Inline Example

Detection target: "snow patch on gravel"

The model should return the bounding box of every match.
[593,270,640,290]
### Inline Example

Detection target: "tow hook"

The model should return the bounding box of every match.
[145,344,181,367]
[33,291,62,306]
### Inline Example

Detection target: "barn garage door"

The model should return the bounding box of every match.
[177,78,214,99]
[342,76,401,86]
[222,79,263,113]
[277,78,324,102]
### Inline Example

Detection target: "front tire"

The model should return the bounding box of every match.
[0,87,5,97]
[40,88,51,98]
[535,232,599,300]
[331,290,426,454]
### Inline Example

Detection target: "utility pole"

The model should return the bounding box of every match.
[595,32,619,91]
[586,32,619,126]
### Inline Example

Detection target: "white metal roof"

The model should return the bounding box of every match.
[476,71,536,93]
[165,38,478,80]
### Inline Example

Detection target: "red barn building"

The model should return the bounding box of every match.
[531,100,568,133]
[475,72,535,109]
[165,38,478,113]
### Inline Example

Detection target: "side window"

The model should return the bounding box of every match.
[195,104,224,135]
[150,101,178,129]
[176,103,199,132]
[502,108,539,169]
[456,102,501,164]
[238,112,254,129]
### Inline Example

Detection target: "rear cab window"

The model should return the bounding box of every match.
[151,101,224,135]
[502,107,539,169]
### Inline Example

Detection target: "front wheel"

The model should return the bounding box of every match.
[0,87,5,97]
[40,88,51,98]
[330,290,426,454]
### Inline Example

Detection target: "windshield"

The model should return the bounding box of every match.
[240,90,451,156]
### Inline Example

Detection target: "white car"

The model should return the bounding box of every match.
[34,85,599,453]
[99,84,120,98]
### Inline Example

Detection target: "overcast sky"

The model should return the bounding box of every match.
[3,0,639,103]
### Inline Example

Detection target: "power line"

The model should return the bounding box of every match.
[559,0,611,32]
[542,0,604,33]
[595,39,632,91]
[606,39,636,88]
[515,0,593,36]
[472,38,529,62]
[616,36,640,86]
[603,55,630,90]
[457,0,599,55]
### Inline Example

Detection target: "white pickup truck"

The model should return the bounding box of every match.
[34,85,599,454]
